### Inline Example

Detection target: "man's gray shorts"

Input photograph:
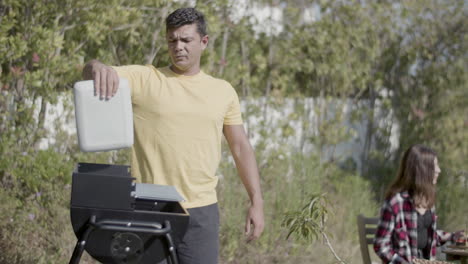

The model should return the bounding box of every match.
[159,203,219,264]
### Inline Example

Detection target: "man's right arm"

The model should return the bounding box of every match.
[82,59,119,100]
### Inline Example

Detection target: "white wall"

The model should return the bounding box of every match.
[38,94,399,172]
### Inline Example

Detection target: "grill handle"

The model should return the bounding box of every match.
[92,219,171,235]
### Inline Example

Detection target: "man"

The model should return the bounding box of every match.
[82,7,264,264]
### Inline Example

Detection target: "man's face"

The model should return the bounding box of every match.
[166,23,208,75]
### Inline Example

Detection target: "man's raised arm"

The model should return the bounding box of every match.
[82,59,119,100]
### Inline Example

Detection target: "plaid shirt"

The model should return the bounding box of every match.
[373,191,453,264]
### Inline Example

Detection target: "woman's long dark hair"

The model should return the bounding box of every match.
[385,144,437,208]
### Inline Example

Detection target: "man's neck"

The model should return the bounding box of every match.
[170,65,201,76]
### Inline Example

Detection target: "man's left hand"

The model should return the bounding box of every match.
[245,203,264,242]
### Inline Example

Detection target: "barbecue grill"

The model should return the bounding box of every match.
[69,162,189,264]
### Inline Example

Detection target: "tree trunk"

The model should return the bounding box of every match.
[218,27,230,76]
[361,87,375,177]
[262,42,275,122]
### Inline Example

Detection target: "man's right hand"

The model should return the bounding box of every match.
[82,59,119,100]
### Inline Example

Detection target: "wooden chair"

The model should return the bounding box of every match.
[413,259,453,264]
[357,214,379,264]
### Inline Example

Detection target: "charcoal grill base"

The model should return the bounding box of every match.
[69,215,178,264]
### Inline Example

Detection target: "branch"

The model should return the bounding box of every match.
[108,35,120,65]
[72,40,87,54]
[321,231,347,264]
[144,6,169,64]
[31,97,47,149]
[240,39,251,98]
[112,23,139,31]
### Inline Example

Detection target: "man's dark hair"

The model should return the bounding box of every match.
[166,8,207,37]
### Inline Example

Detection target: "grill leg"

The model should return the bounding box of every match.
[69,216,96,264]
[165,232,178,264]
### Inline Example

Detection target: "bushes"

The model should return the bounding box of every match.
[217,152,379,263]
[0,145,129,264]
[0,187,73,263]
[0,149,74,263]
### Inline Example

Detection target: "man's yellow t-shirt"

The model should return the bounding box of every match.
[113,65,243,208]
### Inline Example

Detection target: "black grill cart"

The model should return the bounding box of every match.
[69,163,188,264]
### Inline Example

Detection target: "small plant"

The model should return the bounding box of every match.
[282,193,346,264]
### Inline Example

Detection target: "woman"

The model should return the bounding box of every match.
[373,144,464,263]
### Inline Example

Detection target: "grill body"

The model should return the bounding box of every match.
[70,163,189,264]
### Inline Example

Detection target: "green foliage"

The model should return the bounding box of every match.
[0,150,74,263]
[282,193,329,241]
